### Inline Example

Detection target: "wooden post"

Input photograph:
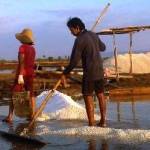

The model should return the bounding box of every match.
[129,32,133,74]
[112,33,119,81]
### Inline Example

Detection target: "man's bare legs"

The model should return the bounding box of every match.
[83,95,95,126]
[96,92,106,127]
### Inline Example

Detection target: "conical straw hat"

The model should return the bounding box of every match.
[15,28,34,44]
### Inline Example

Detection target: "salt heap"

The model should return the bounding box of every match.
[36,91,150,144]
[38,126,150,144]
[104,52,150,73]
[36,90,99,121]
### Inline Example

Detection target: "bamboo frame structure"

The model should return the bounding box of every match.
[97,25,150,35]
[97,25,150,80]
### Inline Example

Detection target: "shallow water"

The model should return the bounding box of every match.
[0,69,13,74]
[0,95,149,150]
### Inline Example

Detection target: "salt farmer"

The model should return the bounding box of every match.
[61,17,107,127]
[3,28,36,123]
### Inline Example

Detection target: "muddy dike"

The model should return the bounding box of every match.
[106,73,150,96]
[1,71,150,102]
[0,71,82,102]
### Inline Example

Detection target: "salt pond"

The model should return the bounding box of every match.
[0,91,149,149]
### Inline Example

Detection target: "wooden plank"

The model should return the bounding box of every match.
[110,94,150,102]
[109,87,150,96]
[107,74,133,79]
[97,25,150,35]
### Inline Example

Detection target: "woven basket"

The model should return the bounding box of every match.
[12,91,32,118]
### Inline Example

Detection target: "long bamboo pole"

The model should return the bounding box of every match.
[91,3,110,31]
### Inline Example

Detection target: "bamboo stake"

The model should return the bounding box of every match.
[129,32,133,74]
[112,33,119,81]
[91,3,110,31]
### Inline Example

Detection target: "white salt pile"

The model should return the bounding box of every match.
[37,126,150,144]
[104,52,150,73]
[35,90,150,144]
[36,90,99,121]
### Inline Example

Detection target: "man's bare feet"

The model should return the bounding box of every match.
[2,116,12,124]
[89,122,96,127]
[97,120,106,127]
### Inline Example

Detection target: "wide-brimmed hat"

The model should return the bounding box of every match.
[15,28,34,44]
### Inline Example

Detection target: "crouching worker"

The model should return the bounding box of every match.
[61,17,107,127]
[3,28,36,123]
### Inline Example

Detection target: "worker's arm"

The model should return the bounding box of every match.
[18,53,24,84]
[61,38,83,87]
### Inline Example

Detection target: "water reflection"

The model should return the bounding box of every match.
[0,69,14,74]
[88,139,109,150]
[11,140,42,150]
[116,99,137,123]
[1,122,44,150]
[108,94,150,129]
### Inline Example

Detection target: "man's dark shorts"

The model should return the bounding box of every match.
[82,79,104,96]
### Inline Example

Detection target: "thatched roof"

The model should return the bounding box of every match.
[97,25,150,35]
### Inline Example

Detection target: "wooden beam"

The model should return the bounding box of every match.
[97,25,150,35]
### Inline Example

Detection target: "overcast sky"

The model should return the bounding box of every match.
[1,0,150,60]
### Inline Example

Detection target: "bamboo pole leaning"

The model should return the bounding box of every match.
[91,3,110,31]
